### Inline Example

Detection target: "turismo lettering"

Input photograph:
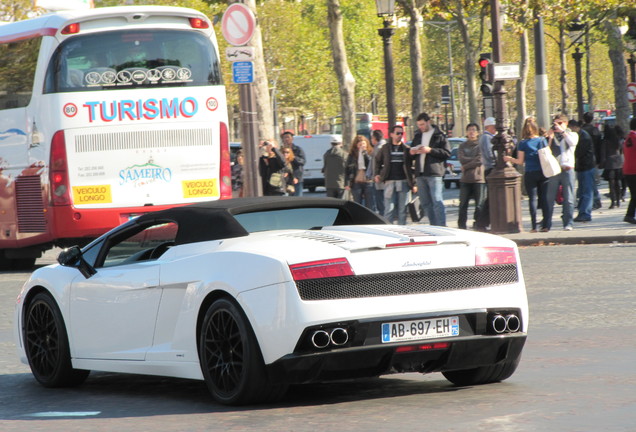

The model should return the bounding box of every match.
[83,97,198,123]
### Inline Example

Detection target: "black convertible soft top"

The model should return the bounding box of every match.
[134,197,387,246]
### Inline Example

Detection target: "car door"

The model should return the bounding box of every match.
[70,221,177,360]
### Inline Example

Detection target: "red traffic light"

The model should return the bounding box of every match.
[479,58,490,68]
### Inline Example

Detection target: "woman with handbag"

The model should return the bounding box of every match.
[345,135,376,210]
[504,116,551,232]
[258,140,288,196]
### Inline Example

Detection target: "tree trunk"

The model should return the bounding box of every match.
[327,0,356,147]
[399,0,423,131]
[454,12,484,125]
[558,27,570,117]
[243,0,273,140]
[515,27,529,135]
[605,18,630,134]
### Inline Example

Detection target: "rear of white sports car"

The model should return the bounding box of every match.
[234,224,528,390]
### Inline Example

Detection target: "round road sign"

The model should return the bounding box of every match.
[221,3,256,47]
[628,82,636,104]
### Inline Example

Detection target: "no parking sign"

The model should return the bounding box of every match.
[221,3,256,47]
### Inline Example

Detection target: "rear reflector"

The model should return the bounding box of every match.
[395,342,450,353]
[290,258,354,281]
[475,247,516,265]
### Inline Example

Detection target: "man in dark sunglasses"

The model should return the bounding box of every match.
[374,125,416,225]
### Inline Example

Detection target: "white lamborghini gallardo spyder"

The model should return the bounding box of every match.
[14,197,528,405]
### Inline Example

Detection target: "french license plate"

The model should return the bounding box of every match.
[381,316,459,343]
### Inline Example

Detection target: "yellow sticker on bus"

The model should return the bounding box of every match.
[182,179,218,198]
[72,185,113,204]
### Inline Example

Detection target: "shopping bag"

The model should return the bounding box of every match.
[538,146,561,178]
[407,196,422,222]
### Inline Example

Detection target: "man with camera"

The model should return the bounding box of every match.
[545,114,579,231]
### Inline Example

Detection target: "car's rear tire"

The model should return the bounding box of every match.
[442,357,520,387]
[24,292,90,387]
[199,298,287,405]
[444,181,451,189]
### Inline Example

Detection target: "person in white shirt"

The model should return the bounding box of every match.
[545,114,579,231]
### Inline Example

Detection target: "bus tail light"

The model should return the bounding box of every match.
[189,18,209,29]
[50,131,71,206]
[219,122,232,199]
[61,23,80,35]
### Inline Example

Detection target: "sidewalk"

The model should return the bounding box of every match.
[440,181,636,246]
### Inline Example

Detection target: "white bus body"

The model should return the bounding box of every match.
[0,6,230,269]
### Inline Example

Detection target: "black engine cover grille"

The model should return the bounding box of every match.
[296,264,519,301]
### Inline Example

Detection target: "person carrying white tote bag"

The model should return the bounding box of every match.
[538,139,561,178]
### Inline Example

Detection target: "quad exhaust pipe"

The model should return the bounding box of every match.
[491,314,521,334]
[311,328,349,349]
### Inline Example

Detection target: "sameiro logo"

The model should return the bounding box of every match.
[83,97,198,123]
[119,159,173,186]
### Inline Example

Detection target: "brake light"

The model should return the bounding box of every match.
[61,23,80,35]
[219,122,232,199]
[475,247,516,265]
[290,258,354,281]
[189,17,210,29]
[49,131,71,206]
[385,240,437,248]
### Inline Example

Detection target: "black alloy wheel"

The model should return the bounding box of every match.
[24,292,89,387]
[199,298,286,405]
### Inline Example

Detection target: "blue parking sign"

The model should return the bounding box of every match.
[232,61,253,84]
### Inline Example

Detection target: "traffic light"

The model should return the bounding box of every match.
[478,53,493,96]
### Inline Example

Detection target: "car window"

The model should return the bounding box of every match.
[234,208,340,232]
[100,221,178,268]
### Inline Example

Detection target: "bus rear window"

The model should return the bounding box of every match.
[44,29,222,93]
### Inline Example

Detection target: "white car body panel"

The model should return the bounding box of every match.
[14,198,528,402]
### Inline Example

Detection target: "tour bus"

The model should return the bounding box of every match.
[0,6,230,269]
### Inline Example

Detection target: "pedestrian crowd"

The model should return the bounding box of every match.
[231,113,636,230]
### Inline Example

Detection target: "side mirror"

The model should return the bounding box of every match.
[57,246,96,279]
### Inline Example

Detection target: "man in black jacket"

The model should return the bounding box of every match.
[571,120,596,222]
[407,112,451,226]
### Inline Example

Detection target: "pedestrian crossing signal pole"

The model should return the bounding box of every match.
[486,0,522,234]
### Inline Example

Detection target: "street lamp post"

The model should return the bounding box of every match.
[375,0,396,129]
[571,47,584,120]
[486,0,522,234]
[628,54,636,116]
[568,21,586,121]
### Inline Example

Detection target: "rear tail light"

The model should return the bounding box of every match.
[219,122,232,199]
[475,247,516,265]
[50,131,71,206]
[61,23,80,35]
[189,17,210,29]
[290,258,354,281]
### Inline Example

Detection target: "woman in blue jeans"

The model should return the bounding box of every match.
[504,117,551,232]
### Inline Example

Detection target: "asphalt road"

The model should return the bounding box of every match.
[0,244,635,431]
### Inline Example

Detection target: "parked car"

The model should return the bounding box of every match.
[14,197,528,405]
[444,138,466,189]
